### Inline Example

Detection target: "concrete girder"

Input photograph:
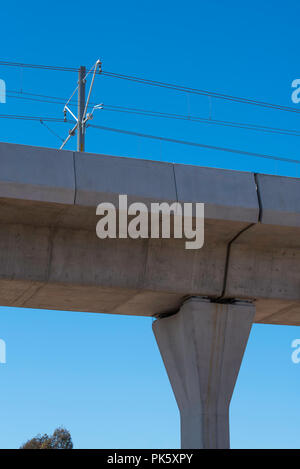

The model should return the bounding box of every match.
[0,142,299,324]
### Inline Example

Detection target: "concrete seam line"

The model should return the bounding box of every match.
[217,222,255,301]
[172,164,179,203]
[72,151,77,205]
[216,173,262,301]
[253,172,263,222]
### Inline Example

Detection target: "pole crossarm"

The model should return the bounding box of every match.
[60,59,103,152]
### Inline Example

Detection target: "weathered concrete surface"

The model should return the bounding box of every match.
[256,173,300,227]
[153,298,255,449]
[75,151,177,207]
[0,142,75,204]
[174,163,258,222]
[0,141,299,325]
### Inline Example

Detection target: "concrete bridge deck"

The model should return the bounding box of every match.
[0,141,299,325]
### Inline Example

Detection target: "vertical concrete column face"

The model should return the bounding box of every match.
[152,298,255,449]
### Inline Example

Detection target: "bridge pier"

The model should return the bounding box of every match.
[152,297,255,449]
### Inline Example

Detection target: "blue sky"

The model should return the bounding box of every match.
[0,0,299,448]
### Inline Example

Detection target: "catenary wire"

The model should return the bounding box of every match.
[0,112,299,164]
[87,123,300,164]
[6,91,300,137]
[1,60,300,114]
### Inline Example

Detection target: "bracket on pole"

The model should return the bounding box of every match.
[60,59,103,151]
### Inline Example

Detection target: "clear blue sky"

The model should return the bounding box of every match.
[0,0,299,449]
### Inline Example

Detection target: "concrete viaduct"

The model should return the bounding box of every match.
[0,141,299,448]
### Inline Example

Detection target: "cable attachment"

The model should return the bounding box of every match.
[60,59,102,150]
[84,103,103,123]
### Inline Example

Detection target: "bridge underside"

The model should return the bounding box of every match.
[0,197,299,325]
[0,141,300,325]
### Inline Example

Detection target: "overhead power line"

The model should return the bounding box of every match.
[6,90,300,138]
[101,70,300,114]
[7,91,70,106]
[0,112,299,164]
[2,60,300,167]
[0,113,66,123]
[103,104,300,137]
[87,123,300,165]
[40,119,65,142]
[1,60,300,114]
[0,60,78,72]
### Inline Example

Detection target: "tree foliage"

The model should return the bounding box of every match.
[20,427,73,449]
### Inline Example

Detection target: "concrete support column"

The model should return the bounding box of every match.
[153,297,255,449]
